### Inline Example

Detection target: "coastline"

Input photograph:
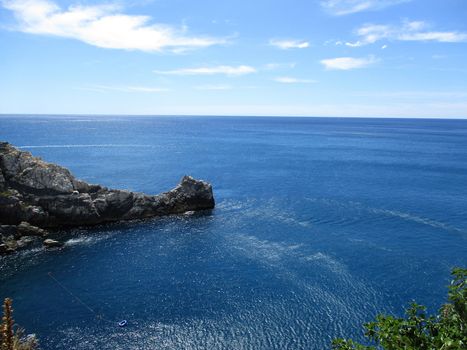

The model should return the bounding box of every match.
[0,142,214,254]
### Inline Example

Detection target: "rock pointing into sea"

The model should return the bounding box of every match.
[0,141,215,253]
[43,239,63,248]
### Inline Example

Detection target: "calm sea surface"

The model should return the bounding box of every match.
[1,116,466,349]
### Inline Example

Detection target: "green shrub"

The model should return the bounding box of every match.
[332,268,466,350]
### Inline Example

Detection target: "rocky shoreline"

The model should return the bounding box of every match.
[0,142,215,255]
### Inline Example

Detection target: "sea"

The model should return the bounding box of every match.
[0,115,466,349]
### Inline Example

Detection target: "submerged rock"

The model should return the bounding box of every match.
[0,141,215,254]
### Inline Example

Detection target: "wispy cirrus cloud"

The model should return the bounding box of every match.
[269,39,309,49]
[274,77,317,84]
[263,62,297,70]
[344,20,467,47]
[320,56,377,70]
[153,65,256,76]
[2,0,227,52]
[321,0,410,16]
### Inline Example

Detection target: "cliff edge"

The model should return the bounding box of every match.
[0,142,214,254]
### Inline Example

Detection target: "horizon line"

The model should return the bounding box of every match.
[1,113,467,120]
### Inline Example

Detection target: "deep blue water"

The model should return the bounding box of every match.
[0,115,466,349]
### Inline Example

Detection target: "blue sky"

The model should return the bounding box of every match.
[1,0,467,117]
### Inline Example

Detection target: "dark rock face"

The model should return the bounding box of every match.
[17,221,48,236]
[0,142,215,254]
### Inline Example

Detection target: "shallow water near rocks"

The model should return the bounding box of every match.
[1,116,466,349]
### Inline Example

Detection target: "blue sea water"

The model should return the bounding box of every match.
[0,115,466,349]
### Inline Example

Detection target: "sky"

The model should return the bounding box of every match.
[1,0,467,118]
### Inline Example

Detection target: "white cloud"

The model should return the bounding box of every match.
[320,56,377,70]
[345,41,363,47]
[264,62,297,70]
[345,21,467,47]
[154,65,256,76]
[269,39,309,49]
[321,0,410,16]
[2,0,226,52]
[194,85,232,90]
[274,77,317,84]
[400,31,467,42]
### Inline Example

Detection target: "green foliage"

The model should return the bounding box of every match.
[332,268,466,350]
[0,299,38,350]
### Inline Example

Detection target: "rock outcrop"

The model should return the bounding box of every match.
[0,222,47,254]
[0,142,215,254]
[43,239,63,248]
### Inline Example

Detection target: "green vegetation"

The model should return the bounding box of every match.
[332,268,467,350]
[1,298,38,350]
[1,269,465,349]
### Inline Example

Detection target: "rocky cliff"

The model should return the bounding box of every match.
[0,142,214,254]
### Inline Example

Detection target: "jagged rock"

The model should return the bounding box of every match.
[17,221,48,237]
[0,224,41,255]
[2,235,18,250]
[0,168,5,191]
[1,226,16,255]
[43,239,63,248]
[0,142,215,231]
[0,243,14,255]
[16,236,36,249]
[0,142,75,195]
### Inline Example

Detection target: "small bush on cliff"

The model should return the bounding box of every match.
[332,267,466,350]
[1,298,38,350]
